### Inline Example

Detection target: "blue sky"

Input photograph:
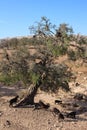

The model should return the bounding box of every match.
[0,0,87,39]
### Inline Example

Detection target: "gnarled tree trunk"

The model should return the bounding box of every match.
[15,78,42,107]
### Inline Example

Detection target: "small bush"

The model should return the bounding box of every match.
[77,36,87,45]
[68,49,77,61]
[47,43,68,57]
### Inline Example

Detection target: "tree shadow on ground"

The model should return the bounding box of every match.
[0,84,17,97]
[65,116,87,122]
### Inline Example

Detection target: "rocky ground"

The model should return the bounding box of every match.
[0,59,87,130]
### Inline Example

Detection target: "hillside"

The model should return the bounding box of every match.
[0,34,87,130]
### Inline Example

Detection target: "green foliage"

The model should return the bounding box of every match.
[58,23,73,35]
[0,74,13,85]
[47,43,68,57]
[0,46,30,85]
[77,36,87,45]
[78,47,87,59]
[68,44,87,61]
[8,38,18,49]
[40,63,71,92]
[29,72,40,84]
[68,49,77,61]
[0,73,22,85]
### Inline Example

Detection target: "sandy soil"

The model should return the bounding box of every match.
[0,55,87,130]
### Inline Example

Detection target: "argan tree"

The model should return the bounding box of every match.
[0,17,74,107]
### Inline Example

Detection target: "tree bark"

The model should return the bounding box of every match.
[14,78,42,107]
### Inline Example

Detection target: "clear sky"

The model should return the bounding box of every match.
[0,0,87,39]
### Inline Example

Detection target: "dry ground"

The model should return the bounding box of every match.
[0,67,87,130]
[0,52,87,130]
